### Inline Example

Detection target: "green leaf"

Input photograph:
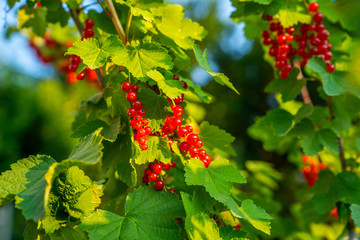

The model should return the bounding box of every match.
[0,155,55,208]
[278,2,311,28]
[72,118,120,142]
[219,226,248,240]
[265,69,306,102]
[112,43,173,78]
[185,158,246,203]
[181,192,221,240]
[198,121,236,156]
[316,129,339,154]
[317,0,360,32]
[134,136,172,164]
[15,156,56,221]
[147,70,186,99]
[302,128,338,156]
[66,35,124,69]
[350,204,360,228]
[152,5,207,50]
[193,45,239,94]
[311,170,338,214]
[18,7,47,36]
[307,58,360,98]
[226,198,272,235]
[136,88,170,130]
[258,108,294,136]
[50,225,88,240]
[80,186,185,240]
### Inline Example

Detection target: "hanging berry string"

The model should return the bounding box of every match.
[142,159,177,190]
[162,75,213,168]
[121,81,152,150]
[261,2,335,79]
[301,155,326,187]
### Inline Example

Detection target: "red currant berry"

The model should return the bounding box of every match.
[141,144,148,150]
[261,30,270,38]
[178,127,188,138]
[195,139,203,148]
[121,82,132,92]
[189,147,198,157]
[198,149,207,158]
[154,180,164,190]
[187,133,199,145]
[131,85,139,92]
[128,108,136,117]
[173,75,179,80]
[153,163,162,173]
[148,172,158,182]
[262,38,273,45]
[133,115,141,122]
[138,128,146,136]
[313,12,324,23]
[163,163,171,171]
[277,35,286,44]
[327,63,335,73]
[279,69,289,79]
[269,47,278,57]
[142,176,149,185]
[265,15,273,21]
[69,64,78,72]
[283,64,292,73]
[173,117,182,127]
[201,159,210,168]
[145,126,152,135]
[167,188,177,193]
[144,168,152,176]
[141,119,149,126]
[138,109,146,117]
[286,34,294,42]
[233,223,242,229]
[171,162,177,168]
[275,60,286,69]
[179,141,191,152]
[285,27,295,34]
[85,18,95,28]
[316,24,325,31]
[174,96,184,105]
[173,106,183,117]
[70,55,81,65]
[318,29,329,40]
[133,100,142,109]
[308,2,319,12]
[76,71,86,80]
[324,51,332,60]
[186,125,193,133]
[83,28,95,38]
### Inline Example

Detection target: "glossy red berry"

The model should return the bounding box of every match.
[277,35,286,44]
[180,141,191,152]
[186,125,193,133]
[313,12,324,23]
[189,147,198,157]
[83,28,95,38]
[168,188,177,193]
[262,30,270,38]
[173,106,183,117]
[76,71,86,80]
[187,133,199,145]
[121,82,132,92]
[145,126,152,135]
[126,92,137,102]
[154,180,164,190]
[173,118,182,127]
[201,159,210,168]
[148,172,158,182]
[142,176,149,185]
[195,139,203,148]
[153,163,162,173]
[163,163,171,171]
[173,75,179,80]
[128,108,136,117]
[308,2,319,12]
[141,144,148,150]
[171,162,177,168]
[133,100,142,109]
[279,69,289,79]
[131,85,139,92]
[138,109,146,117]
[265,15,273,21]
[141,119,149,126]
[178,127,188,138]
[327,63,335,73]
[70,55,81,65]
[85,18,95,28]
[69,64,78,72]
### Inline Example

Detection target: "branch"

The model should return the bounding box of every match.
[68,5,106,90]
[105,0,127,44]
[293,59,313,107]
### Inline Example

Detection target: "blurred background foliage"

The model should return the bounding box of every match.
[2,0,360,239]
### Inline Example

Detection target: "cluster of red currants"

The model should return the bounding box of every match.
[121,82,152,150]
[294,3,334,72]
[68,55,87,80]
[83,18,95,39]
[261,2,334,79]
[301,155,326,187]
[142,160,177,190]
[166,75,188,105]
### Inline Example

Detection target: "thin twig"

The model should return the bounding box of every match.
[293,59,313,107]
[68,5,106,89]
[105,0,126,43]
[125,11,133,43]
[96,0,111,18]
[174,59,196,75]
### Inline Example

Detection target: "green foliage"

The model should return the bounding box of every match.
[80,187,185,240]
